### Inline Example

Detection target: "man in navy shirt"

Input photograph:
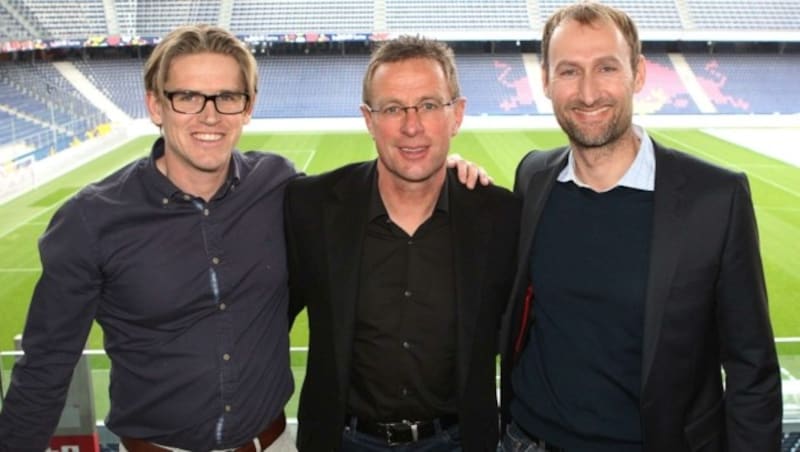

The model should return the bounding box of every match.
[0,24,298,452]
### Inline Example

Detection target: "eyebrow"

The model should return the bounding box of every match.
[378,94,446,104]
[553,55,623,69]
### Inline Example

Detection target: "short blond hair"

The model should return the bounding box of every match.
[144,24,258,101]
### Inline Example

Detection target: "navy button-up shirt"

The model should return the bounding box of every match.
[0,138,297,451]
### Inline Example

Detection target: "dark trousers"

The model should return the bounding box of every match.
[341,423,462,452]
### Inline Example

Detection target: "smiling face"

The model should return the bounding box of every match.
[146,52,252,182]
[542,18,645,151]
[361,57,464,188]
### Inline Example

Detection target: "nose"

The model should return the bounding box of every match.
[199,98,220,122]
[578,74,600,105]
[400,107,424,135]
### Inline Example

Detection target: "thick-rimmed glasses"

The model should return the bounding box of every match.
[366,99,458,121]
[163,90,250,115]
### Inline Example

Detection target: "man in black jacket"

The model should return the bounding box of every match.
[287,36,520,451]
[501,3,781,451]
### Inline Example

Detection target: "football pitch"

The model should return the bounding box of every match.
[0,128,799,418]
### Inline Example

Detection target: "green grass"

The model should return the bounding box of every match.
[1,129,799,418]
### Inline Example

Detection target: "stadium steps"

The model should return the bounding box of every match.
[668,52,717,113]
[52,61,129,122]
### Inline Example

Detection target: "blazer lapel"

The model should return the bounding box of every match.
[511,150,568,308]
[500,149,568,371]
[448,171,493,395]
[641,145,688,391]
[324,162,375,392]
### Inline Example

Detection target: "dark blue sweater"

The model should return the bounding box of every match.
[511,181,654,451]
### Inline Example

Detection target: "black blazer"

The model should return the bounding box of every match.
[500,141,782,451]
[286,161,521,451]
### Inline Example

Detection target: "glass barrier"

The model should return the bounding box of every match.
[2,343,799,429]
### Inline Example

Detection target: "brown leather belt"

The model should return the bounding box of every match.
[121,412,286,452]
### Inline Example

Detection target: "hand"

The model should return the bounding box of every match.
[446,153,493,189]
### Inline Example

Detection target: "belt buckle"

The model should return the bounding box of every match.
[403,419,419,442]
[383,420,418,446]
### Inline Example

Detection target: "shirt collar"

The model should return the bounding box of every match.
[557,125,655,192]
[148,137,241,201]
[367,167,450,222]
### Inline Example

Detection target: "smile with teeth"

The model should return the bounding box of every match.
[399,146,426,153]
[193,132,224,142]
[574,106,610,117]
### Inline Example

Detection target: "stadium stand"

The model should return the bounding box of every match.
[2,0,800,39]
[637,54,702,115]
[457,53,538,115]
[687,0,800,30]
[0,61,107,158]
[385,0,531,31]
[538,0,685,30]
[147,52,800,117]
[0,5,33,40]
[67,50,800,119]
[72,58,147,118]
[116,0,221,37]
[0,0,798,160]
[6,0,108,39]
[3,51,800,127]
[231,0,373,34]
[683,53,800,114]
[255,54,366,118]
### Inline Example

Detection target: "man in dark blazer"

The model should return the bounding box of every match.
[500,3,781,452]
[286,36,520,451]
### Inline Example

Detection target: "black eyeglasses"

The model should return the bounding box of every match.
[163,90,250,115]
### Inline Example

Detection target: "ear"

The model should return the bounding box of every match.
[242,97,254,125]
[633,55,646,94]
[541,66,552,100]
[360,104,375,140]
[146,91,164,127]
[450,97,466,137]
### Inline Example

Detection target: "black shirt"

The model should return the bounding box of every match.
[0,138,297,451]
[347,178,458,421]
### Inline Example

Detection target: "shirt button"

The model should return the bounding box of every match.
[407,239,414,245]
[401,388,409,397]
[402,341,411,350]
[223,353,230,361]
[219,303,227,311]
[404,290,412,298]
[183,194,191,201]
[212,257,220,265]
[225,405,232,412]
[161,198,169,205]
[203,208,210,216]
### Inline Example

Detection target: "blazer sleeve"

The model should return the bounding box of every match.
[716,174,782,450]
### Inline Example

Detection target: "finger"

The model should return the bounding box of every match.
[445,153,462,168]
[465,163,479,189]
[458,161,468,183]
